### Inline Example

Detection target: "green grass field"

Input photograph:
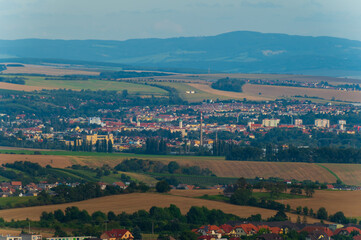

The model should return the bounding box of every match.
[23,76,167,95]
[0,196,37,208]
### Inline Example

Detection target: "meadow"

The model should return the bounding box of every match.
[24,77,168,95]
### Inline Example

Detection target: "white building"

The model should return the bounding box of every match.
[338,120,346,131]
[89,117,104,126]
[262,119,280,127]
[294,119,303,126]
[315,119,330,128]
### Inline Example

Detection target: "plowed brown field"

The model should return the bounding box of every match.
[0,193,320,223]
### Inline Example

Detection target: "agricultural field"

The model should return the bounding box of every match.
[155,82,232,102]
[0,82,49,91]
[0,192,321,223]
[279,190,361,218]
[188,83,270,101]
[188,82,361,103]
[157,73,360,84]
[321,163,361,186]
[2,64,100,76]
[0,75,168,96]
[0,151,344,184]
[24,77,168,95]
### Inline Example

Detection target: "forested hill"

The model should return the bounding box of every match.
[1,31,361,76]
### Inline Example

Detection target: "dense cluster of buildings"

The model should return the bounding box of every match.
[1,101,361,151]
[194,222,361,240]
[0,229,134,240]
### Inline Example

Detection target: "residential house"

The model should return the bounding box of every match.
[234,224,258,236]
[100,229,134,240]
[334,227,361,236]
[112,182,127,189]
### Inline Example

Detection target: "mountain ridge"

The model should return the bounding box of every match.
[1,31,361,76]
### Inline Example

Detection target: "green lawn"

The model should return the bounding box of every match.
[24,76,167,96]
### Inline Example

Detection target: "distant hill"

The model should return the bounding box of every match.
[1,31,361,76]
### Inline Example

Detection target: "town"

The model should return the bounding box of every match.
[1,99,361,153]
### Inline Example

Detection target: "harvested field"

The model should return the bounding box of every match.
[0,193,320,223]
[280,190,361,218]
[189,83,361,103]
[321,163,361,186]
[0,154,78,168]
[244,84,361,103]
[0,153,337,183]
[2,64,100,76]
[176,160,337,183]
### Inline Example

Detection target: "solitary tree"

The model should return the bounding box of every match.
[317,207,328,220]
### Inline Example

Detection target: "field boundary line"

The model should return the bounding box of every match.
[315,163,341,182]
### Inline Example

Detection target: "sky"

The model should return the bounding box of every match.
[1,0,361,41]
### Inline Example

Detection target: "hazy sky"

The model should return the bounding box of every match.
[1,0,361,41]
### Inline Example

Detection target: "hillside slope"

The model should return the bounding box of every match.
[1,31,361,76]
